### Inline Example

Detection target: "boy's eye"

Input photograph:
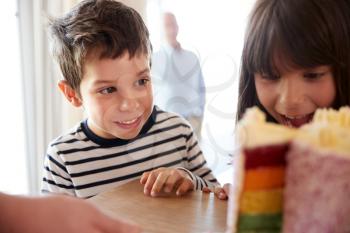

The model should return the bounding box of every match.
[99,87,116,94]
[136,78,149,86]
[303,72,325,80]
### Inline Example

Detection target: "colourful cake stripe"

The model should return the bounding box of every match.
[239,140,287,231]
[244,144,289,169]
[237,213,282,231]
[243,166,285,191]
[239,188,283,214]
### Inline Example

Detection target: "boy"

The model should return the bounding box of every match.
[42,0,219,198]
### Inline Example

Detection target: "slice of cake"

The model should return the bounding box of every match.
[229,107,296,233]
[228,107,350,233]
[283,107,350,233]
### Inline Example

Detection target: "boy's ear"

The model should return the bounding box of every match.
[58,80,83,107]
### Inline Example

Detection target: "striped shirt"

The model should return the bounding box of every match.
[42,106,219,198]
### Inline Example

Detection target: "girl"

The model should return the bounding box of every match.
[211,0,350,199]
[237,0,350,126]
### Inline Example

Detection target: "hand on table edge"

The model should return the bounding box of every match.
[140,167,194,197]
[202,183,231,200]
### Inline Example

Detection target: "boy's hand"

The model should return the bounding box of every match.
[140,167,194,197]
[203,183,231,200]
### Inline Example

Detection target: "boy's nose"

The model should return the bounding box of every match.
[119,96,140,112]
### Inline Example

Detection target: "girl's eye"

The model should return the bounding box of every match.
[303,72,325,80]
[137,78,149,86]
[99,87,116,94]
[259,73,280,81]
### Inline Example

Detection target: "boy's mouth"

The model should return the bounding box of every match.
[280,113,314,128]
[115,115,142,129]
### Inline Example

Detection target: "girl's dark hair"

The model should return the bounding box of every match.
[237,0,350,122]
[49,0,152,93]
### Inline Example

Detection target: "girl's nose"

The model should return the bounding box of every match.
[277,77,306,108]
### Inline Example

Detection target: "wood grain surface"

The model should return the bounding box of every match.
[89,179,228,233]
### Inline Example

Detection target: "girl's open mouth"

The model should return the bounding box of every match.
[280,113,314,128]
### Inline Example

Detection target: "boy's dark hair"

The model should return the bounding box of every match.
[237,0,350,122]
[49,0,151,93]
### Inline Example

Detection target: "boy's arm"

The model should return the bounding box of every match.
[41,145,75,196]
[179,129,220,190]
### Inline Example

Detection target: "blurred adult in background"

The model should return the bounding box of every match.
[152,12,206,140]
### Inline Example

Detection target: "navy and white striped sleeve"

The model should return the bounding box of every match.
[41,145,75,196]
[180,128,220,190]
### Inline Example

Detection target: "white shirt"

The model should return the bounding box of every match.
[151,44,205,118]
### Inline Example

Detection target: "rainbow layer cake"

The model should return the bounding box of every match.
[229,107,350,233]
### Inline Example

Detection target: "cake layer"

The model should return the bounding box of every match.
[283,141,350,233]
[244,144,288,169]
[237,213,282,231]
[240,189,283,214]
[243,166,285,191]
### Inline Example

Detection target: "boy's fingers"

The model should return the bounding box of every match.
[140,172,150,184]
[223,183,231,194]
[202,187,212,193]
[164,171,182,193]
[176,179,194,196]
[143,172,157,195]
[214,187,228,200]
[151,172,169,196]
[217,191,228,200]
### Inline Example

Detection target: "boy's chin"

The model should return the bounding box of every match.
[115,130,142,140]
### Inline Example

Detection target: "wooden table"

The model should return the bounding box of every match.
[89,179,228,233]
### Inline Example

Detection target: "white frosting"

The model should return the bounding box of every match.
[312,107,350,127]
[238,107,350,155]
[237,107,296,148]
[299,107,350,155]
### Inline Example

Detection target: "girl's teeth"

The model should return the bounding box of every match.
[285,115,307,120]
[282,113,314,128]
